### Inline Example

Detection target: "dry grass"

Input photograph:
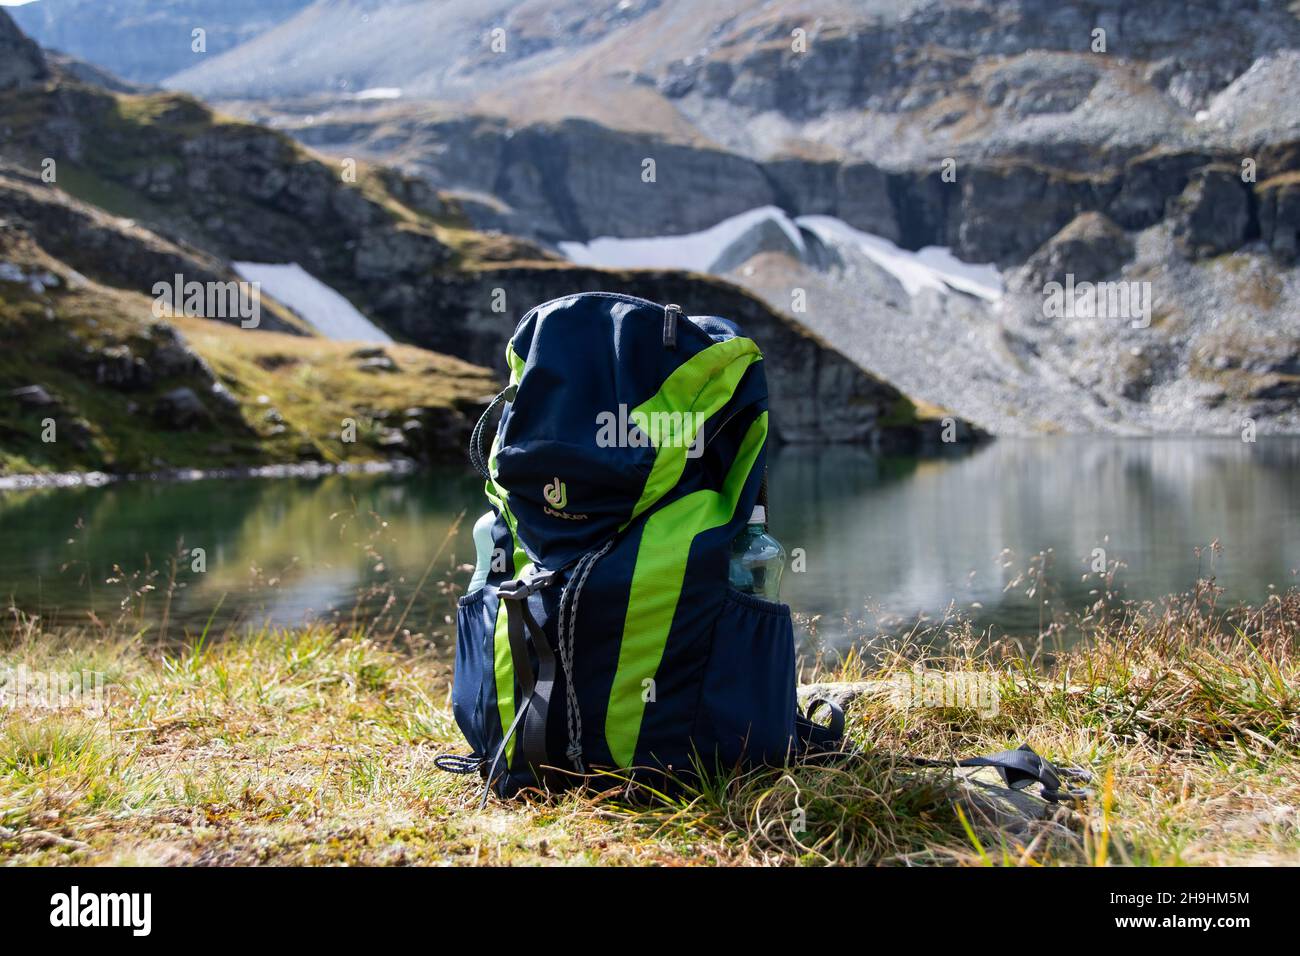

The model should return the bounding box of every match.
[173,315,497,464]
[1,584,1297,867]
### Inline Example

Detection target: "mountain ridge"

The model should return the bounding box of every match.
[2,7,955,475]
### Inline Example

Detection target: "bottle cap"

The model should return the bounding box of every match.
[749,505,766,524]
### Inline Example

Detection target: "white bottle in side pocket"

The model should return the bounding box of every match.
[468,510,496,592]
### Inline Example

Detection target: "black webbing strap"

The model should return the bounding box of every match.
[508,594,567,791]
[796,697,845,755]
[480,687,533,808]
[956,744,1092,803]
[489,567,568,794]
[911,744,1092,804]
[478,569,551,805]
[793,701,1090,805]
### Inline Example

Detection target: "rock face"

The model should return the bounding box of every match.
[1257,174,1300,262]
[234,0,1294,437]
[0,7,962,462]
[709,217,804,274]
[9,385,57,408]
[0,173,284,325]
[153,386,211,429]
[0,7,47,90]
[0,80,451,331]
[1171,166,1255,259]
[391,264,958,447]
[1013,212,1135,292]
[142,0,1300,258]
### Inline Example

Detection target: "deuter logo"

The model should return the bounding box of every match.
[49,886,151,936]
[542,477,588,520]
[543,477,567,510]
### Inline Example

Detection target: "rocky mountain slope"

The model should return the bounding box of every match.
[156,0,1297,436]
[0,210,496,475]
[2,9,949,475]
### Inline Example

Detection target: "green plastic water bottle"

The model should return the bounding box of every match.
[728,505,785,600]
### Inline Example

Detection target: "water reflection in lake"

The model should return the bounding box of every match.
[1,438,1296,653]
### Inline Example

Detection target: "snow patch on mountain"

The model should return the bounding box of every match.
[558,206,1002,301]
[233,262,392,343]
[798,216,1002,301]
[559,206,805,272]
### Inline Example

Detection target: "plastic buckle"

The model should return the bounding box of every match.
[497,566,556,600]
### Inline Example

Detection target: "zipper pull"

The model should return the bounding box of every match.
[663,303,681,349]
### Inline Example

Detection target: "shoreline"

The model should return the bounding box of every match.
[7,433,1300,493]
[0,458,420,492]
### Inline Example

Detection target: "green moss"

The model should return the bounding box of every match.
[53,163,163,222]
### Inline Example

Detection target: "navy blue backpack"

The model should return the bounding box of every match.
[442,292,844,798]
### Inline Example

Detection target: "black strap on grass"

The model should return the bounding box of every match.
[794,699,1089,805]
[909,744,1092,804]
[798,697,845,752]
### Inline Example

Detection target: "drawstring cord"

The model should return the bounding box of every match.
[434,753,485,775]
[557,540,613,772]
[469,385,516,481]
[438,541,615,804]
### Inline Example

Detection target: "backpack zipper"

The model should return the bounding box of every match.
[663,303,681,349]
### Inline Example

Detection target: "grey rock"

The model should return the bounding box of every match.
[9,384,57,407]
[981,54,1100,117]
[149,341,205,379]
[1257,175,1300,263]
[0,8,47,91]
[153,387,210,429]
[354,227,446,280]
[92,345,153,390]
[797,680,889,711]
[1171,166,1253,259]
[1106,151,1208,232]
[65,418,95,450]
[954,766,1061,836]
[356,357,398,374]
[708,216,803,274]
[209,381,240,410]
[354,352,399,374]
[1013,212,1135,292]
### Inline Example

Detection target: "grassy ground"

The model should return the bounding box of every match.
[1,585,1297,866]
